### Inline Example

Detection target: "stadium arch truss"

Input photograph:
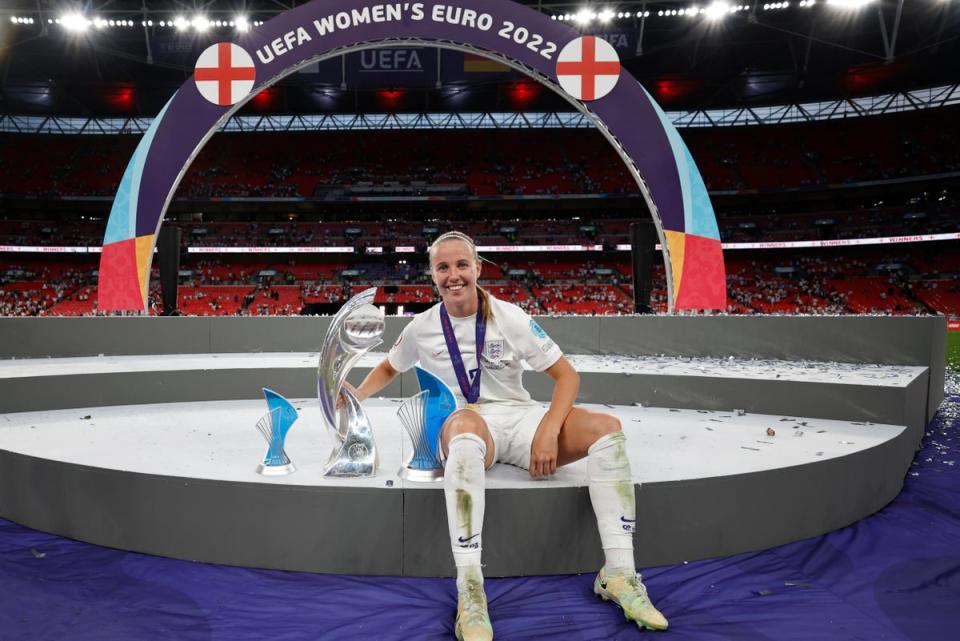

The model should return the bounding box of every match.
[97,0,725,313]
[10,85,959,135]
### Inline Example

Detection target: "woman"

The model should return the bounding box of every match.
[350,231,667,640]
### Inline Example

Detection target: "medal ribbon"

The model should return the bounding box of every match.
[439,296,486,405]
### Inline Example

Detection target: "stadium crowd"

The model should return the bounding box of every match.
[2,247,958,318]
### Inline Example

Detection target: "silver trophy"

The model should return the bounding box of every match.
[318,287,384,477]
[396,367,457,482]
[255,388,299,476]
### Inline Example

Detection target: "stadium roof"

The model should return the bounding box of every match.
[1,1,959,116]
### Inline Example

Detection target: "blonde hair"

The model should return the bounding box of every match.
[428,231,493,321]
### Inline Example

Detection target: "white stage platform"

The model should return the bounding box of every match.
[0,399,906,490]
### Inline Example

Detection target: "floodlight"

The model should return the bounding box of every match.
[827,0,873,8]
[574,8,594,24]
[598,8,615,23]
[236,16,250,32]
[705,1,732,20]
[61,13,89,33]
[193,15,210,32]
[173,16,189,31]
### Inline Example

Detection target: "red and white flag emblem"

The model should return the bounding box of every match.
[194,43,257,106]
[555,36,621,101]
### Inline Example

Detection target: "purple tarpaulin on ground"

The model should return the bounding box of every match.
[2,395,958,640]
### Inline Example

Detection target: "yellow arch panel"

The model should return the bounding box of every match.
[665,231,686,301]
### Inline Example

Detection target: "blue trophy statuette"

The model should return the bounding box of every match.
[396,367,457,482]
[255,388,299,476]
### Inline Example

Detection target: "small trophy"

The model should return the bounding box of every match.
[318,287,384,477]
[396,367,457,481]
[255,388,299,476]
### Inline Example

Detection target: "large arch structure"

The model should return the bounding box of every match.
[97,0,725,312]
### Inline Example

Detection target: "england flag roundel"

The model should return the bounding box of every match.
[194,43,257,106]
[555,36,621,102]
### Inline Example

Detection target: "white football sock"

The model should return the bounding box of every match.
[588,430,637,573]
[445,433,487,587]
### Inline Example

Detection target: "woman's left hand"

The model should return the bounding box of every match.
[529,426,559,478]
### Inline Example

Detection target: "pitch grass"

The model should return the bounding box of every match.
[949,331,960,372]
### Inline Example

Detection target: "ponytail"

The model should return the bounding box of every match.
[477,286,494,322]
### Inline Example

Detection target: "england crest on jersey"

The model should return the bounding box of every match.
[481,339,506,369]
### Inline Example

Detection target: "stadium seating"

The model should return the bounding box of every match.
[6,241,956,318]
[4,108,960,198]
[2,108,959,319]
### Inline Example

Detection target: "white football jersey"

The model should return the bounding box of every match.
[388,294,563,406]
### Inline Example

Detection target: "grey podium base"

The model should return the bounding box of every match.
[0,422,915,577]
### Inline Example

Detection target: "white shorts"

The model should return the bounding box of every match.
[477,402,549,470]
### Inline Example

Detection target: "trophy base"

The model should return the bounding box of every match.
[323,443,378,478]
[257,462,296,476]
[398,466,444,482]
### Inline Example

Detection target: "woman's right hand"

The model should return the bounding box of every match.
[335,359,398,411]
[336,381,360,410]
